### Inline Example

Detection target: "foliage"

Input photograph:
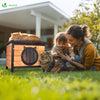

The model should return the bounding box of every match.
[0,65,100,100]
[63,0,100,50]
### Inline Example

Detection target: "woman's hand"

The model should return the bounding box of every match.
[58,53,71,61]
[59,53,84,69]
[65,54,72,61]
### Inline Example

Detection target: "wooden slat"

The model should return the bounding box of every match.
[14,60,40,66]
[14,51,22,56]
[6,47,12,52]
[13,55,39,62]
[6,46,12,54]
[13,55,40,66]
[14,45,41,50]
[6,51,12,56]
[6,57,11,61]
[6,43,12,68]
[6,60,11,68]
[13,48,45,56]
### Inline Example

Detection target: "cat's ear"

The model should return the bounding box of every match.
[39,50,44,57]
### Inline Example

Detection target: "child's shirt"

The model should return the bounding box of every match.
[51,45,75,59]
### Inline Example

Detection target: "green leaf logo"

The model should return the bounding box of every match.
[2,3,7,8]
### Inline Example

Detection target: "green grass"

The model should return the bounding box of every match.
[0,65,100,100]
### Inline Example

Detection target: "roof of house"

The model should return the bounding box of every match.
[0,1,69,30]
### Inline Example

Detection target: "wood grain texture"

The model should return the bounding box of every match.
[6,43,45,68]
[6,43,12,68]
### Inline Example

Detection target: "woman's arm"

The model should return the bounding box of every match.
[68,59,84,69]
[83,44,97,70]
[59,54,85,69]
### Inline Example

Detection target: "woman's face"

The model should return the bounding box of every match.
[66,34,81,47]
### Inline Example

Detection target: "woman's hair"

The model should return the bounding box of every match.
[54,32,67,45]
[66,25,92,41]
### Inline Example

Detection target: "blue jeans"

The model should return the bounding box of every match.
[66,55,80,66]
[66,55,97,71]
[89,66,97,71]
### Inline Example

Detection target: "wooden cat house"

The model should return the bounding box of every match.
[6,33,45,72]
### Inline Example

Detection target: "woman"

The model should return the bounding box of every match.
[59,25,100,70]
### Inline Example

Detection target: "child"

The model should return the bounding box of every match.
[51,32,76,71]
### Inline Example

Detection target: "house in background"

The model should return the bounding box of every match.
[0,1,68,59]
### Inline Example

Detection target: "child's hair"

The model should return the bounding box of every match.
[54,32,67,45]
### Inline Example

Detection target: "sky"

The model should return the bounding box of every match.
[0,0,82,17]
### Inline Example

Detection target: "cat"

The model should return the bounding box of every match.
[9,32,42,42]
[39,51,67,73]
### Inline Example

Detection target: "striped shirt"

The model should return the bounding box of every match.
[83,44,100,70]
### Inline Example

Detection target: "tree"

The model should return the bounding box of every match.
[63,0,100,50]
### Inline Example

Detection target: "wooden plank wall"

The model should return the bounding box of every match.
[6,43,12,68]
[14,45,45,67]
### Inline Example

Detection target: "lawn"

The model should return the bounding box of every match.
[0,65,100,100]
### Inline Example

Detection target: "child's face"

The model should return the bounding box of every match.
[56,41,67,49]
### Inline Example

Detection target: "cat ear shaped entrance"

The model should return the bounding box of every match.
[21,47,38,65]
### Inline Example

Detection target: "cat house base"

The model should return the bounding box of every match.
[6,40,45,72]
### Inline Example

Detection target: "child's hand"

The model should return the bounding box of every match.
[71,57,75,60]
[58,54,71,61]
[65,54,75,61]
[53,52,60,57]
